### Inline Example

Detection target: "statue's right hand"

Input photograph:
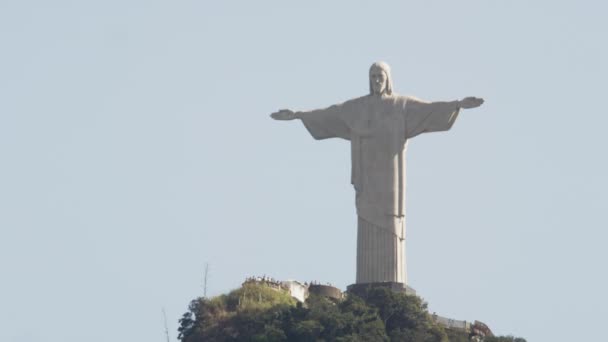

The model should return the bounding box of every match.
[270,109,297,121]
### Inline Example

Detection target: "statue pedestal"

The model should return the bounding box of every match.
[346,282,417,297]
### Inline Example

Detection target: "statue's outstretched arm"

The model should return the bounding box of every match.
[406,97,484,113]
[270,102,352,141]
[270,102,351,121]
[405,96,483,138]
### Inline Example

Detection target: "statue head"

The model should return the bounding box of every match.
[369,61,393,96]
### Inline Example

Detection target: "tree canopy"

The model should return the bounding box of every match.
[177,283,525,342]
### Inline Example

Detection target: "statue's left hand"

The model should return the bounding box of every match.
[459,97,484,109]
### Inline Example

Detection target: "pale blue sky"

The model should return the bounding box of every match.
[1,1,607,341]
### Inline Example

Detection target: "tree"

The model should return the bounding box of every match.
[486,336,527,342]
[177,283,523,342]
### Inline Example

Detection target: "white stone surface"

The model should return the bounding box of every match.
[271,62,483,285]
[281,280,309,303]
[432,314,471,332]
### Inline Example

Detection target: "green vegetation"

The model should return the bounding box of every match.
[178,283,525,342]
[484,337,527,342]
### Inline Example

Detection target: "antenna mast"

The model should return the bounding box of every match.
[162,308,170,342]
[203,263,209,298]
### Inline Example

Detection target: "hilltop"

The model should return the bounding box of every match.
[177,281,525,342]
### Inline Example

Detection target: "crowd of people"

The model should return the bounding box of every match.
[243,276,334,289]
[243,275,283,289]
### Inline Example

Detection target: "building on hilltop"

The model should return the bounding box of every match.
[430,313,494,340]
[243,276,492,340]
[242,276,342,303]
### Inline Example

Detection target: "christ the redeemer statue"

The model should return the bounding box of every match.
[271,62,483,286]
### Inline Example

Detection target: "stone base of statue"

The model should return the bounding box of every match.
[346,282,417,297]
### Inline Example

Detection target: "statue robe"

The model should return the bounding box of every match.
[300,94,460,284]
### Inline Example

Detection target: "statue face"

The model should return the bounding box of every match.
[370,68,388,95]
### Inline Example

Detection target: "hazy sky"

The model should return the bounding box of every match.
[1,1,607,341]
